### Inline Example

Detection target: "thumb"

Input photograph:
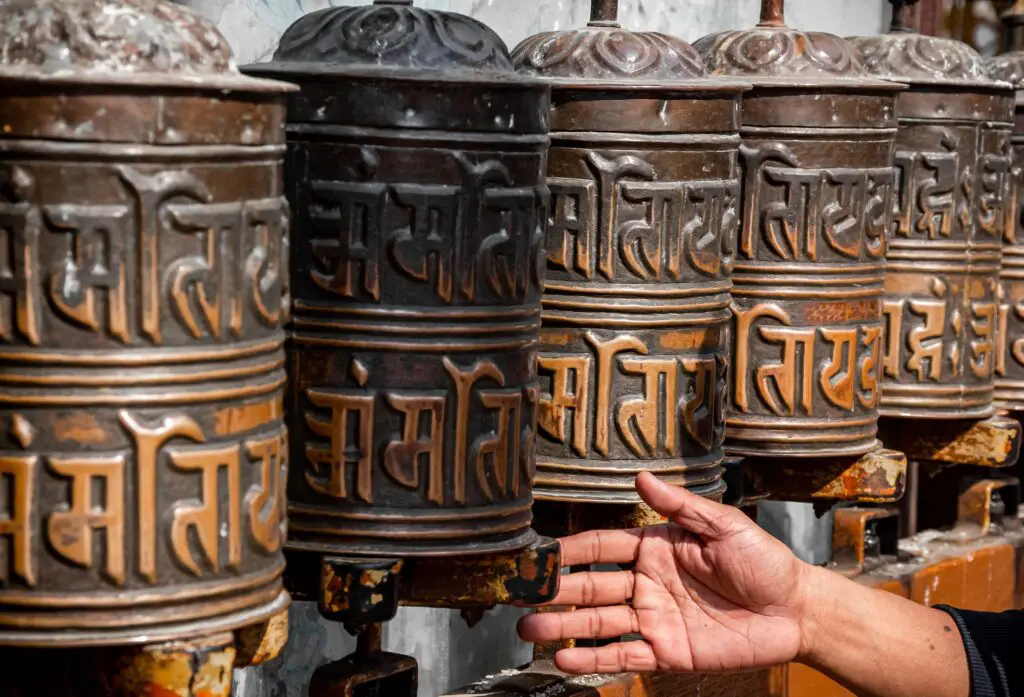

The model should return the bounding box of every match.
[635,471,748,540]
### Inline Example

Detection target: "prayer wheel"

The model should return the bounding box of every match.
[0,0,293,646]
[849,0,1014,420]
[245,1,551,556]
[986,0,1024,412]
[694,0,902,457]
[512,1,746,502]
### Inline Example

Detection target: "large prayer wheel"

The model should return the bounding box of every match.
[512,2,746,502]
[245,1,551,556]
[0,0,293,646]
[849,0,1014,420]
[986,0,1024,412]
[694,0,902,457]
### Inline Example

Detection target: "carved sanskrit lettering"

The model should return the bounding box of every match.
[0,414,36,586]
[883,279,961,383]
[740,143,893,261]
[732,303,882,416]
[309,178,387,300]
[303,358,531,506]
[169,444,242,576]
[893,144,958,239]
[47,455,126,585]
[546,153,737,282]
[246,432,286,554]
[537,335,725,459]
[977,149,1012,239]
[0,166,42,345]
[537,355,592,457]
[970,297,997,379]
[383,393,446,506]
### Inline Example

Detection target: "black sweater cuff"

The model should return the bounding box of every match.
[936,605,1024,697]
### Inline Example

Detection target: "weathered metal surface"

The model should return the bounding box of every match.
[0,0,293,648]
[510,4,745,503]
[694,0,902,458]
[877,414,1022,467]
[723,449,907,505]
[0,633,238,697]
[956,477,1021,533]
[318,557,404,627]
[244,1,552,558]
[987,3,1024,412]
[234,610,289,668]
[309,624,418,697]
[849,0,1015,420]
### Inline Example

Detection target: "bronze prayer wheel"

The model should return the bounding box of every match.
[0,0,294,646]
[511,4,746,502]
[849,0,1015,420]
[694,0,903,457]
[986,1,1024,412]
[245,1,551,556]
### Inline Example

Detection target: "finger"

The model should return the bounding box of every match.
[636,471,747,540]
[555,641,659,675]
[558,528,644,566]
[550,570,634,607]
[517,606,639,642]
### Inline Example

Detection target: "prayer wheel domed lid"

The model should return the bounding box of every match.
[0,0,289,91]
[251,0,536,86]
[850,0,1005,88]
[693,0,897,89]
[986,0,1024,89]
[512,0,741,92]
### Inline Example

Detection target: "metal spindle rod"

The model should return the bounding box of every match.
[758,0,785,27]
[591,0,618,23]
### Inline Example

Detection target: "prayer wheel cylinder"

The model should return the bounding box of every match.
[694,1,903,457]
[986,1,1024,412]
[244,1,551,556]
[512,16,746,502]
[849,1,1015,420]
[0,0,293,646]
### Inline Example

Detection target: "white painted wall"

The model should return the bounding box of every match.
[185,0,888,65]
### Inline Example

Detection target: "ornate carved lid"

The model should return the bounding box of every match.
[0,0,289,91]
[849,0,1005,88]
[512,0,740,91]
[985,0,1024,90]
[693,0,896,89]
[250,0,534,85]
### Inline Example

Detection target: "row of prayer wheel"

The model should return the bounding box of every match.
[1,0,1023,651]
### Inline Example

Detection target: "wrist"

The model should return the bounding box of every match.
[793,562,837,665]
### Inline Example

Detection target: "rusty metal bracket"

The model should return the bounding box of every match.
[318,557,404,627]
[878,415,1022,468]
[955,477,1022,536]
[831,507,901,574]
[235,609,289,668]
[309,624,418,697]
[723,448,907,505]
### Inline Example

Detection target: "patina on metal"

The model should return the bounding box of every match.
[694,0,903,458]
[849,0,1015,420]
[987,1,1024,413]
[511,0,747,503]
[0,0,293,647]
[245,2,553,559]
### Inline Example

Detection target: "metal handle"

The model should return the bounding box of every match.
[591,0,618,23]
[758,0,785,27]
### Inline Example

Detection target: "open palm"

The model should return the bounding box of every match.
[518,472,812,674]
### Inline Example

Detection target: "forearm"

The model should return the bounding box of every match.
[796,564,969,697]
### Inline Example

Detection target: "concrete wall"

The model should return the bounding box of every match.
[189,0,889,695]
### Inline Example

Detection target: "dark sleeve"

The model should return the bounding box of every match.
[936,606,1024,697]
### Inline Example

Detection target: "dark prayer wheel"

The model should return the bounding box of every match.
[511,10,746,502]
[245,1,550,556]
[0,0,293,646]
[849,0,1015,420]
[986,1,1024,412]
[694,0,902,457]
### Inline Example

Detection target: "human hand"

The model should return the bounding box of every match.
[517,471,814,675]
